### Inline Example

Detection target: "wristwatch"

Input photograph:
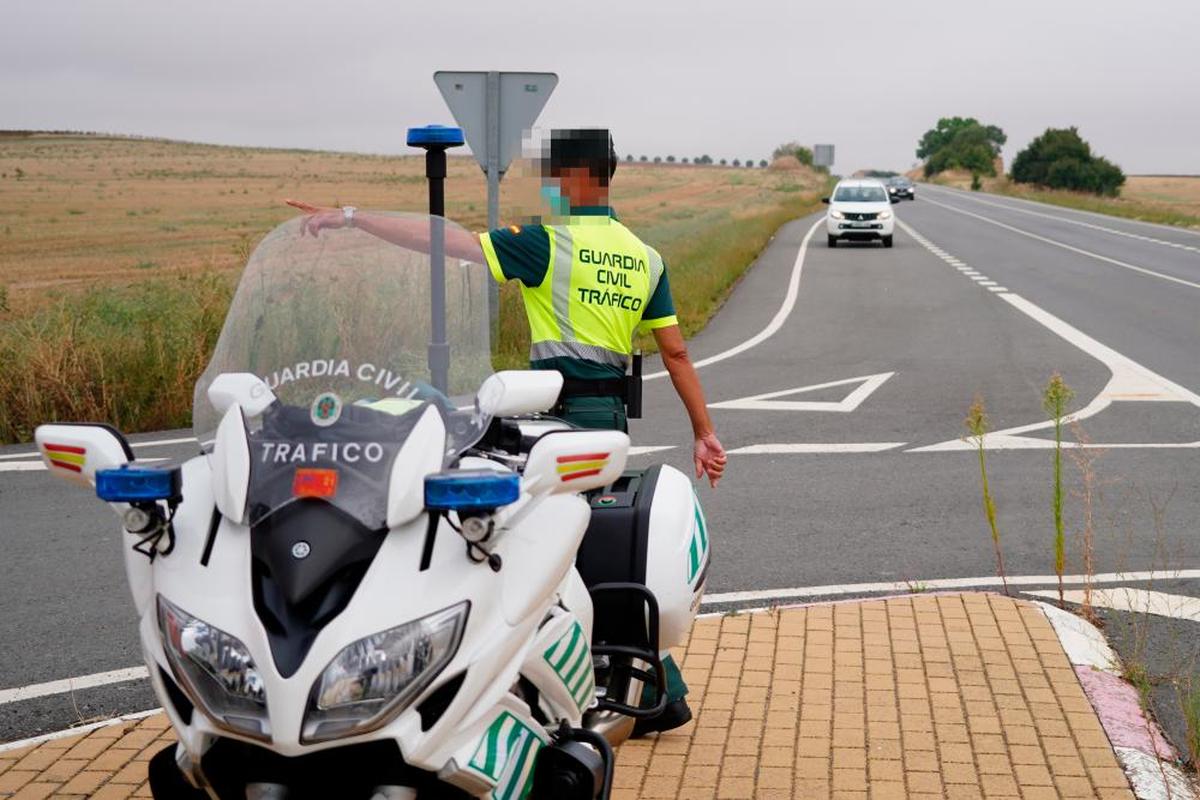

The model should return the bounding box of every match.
[342,206,357,228]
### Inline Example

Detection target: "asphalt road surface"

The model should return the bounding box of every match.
[2,185,1198,745]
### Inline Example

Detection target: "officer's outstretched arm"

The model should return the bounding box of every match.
[652,325,727,488]
[284,200,485,262]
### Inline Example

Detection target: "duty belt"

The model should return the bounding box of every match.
[555,354,644,419]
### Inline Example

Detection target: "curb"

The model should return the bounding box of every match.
[1035,600,1198,800]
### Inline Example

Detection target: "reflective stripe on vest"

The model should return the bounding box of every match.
[522,217,664,369]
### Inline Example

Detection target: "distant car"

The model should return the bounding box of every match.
[886,176,915,200]
[823,180,895,248]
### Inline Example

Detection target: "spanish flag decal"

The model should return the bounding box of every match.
[555,452,610,483]
[43,443,86,473]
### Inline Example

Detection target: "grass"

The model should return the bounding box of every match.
[1182,675,1200,769]
[1042,373,1074,607]
[964,395,1008,595]
[928,170,1200,230]
[0,132,830,442]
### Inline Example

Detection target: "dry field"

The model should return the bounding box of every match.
[0,133,828,442]
[0,133,823,312]
[927,169,1200,229]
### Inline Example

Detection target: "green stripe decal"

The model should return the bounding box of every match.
[543,620,593,713]
[687,495,710,583]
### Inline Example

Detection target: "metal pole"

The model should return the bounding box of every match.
[408,125,463,395]
[485,71,501,334]
[426,147,449,395]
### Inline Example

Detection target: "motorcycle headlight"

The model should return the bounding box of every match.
[157,596,270,740]
[829,209,845,219]
[302,602,468,743]
[878,210,893,220]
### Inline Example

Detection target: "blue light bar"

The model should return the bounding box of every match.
[406,125,465,148]
[425,470,520,513]
[96,465,183,503]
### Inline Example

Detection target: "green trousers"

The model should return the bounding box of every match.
[558,396,689,706]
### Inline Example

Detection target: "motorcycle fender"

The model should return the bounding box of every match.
[521,606,594,722]
[438,695,548,798]
[644,465,709,648]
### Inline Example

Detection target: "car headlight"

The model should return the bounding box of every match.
[158,596,270,740]
[302,602,468,743]
[877,210,893,220]
[829,209,845,219]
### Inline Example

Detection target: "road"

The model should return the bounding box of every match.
[2,185,1199,744]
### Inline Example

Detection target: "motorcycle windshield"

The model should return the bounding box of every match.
[193,213,493,528]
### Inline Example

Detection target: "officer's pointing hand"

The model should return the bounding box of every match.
[694,432,727,489]
[285,199,344,237]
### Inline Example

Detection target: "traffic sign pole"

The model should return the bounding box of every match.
[433,70,558,331]
[485,71,502,327]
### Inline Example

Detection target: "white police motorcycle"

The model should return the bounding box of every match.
[36,212,709,799]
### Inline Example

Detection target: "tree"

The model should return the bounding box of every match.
[681,157,690,164]
[698,154,712,165]
[745,159,754,167]
[917,117,1006,178]
[732,159,741,167]
[772,142,813,165]
[759,159,768,168]
[653,156,662,163]
[719,158,727,166]
[666,155,676,163]
[916,117,1005,161]
[1010,127,1125,196]
[625,153,634,162]
[639,155,648,162]
[919,119,1006,178]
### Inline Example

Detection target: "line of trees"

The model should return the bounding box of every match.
[917,117,1124,196]
[624,153,768,168]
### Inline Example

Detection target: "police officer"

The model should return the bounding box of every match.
[286,129,726,735]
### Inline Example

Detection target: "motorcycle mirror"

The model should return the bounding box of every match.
[35,423,134,490]
[522,429,629,496]
[476,371,564,418]
[208,373,276,418]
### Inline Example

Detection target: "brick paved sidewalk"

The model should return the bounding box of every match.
[0,593,1143,798]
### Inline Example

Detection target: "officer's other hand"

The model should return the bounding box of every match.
[285,199,344,237]
[694,432,727,488]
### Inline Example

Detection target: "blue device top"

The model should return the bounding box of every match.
[407,125,465,148]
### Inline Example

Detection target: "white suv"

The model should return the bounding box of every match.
[824,179,896,248]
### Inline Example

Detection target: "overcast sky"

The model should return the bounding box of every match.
[4,0,1199,175]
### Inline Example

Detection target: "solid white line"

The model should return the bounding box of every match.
[646,217,825,380]
[0,708,161,754]
[1026,587,1200,622]
[699,569,1200,606]
[728,442,905,454]
[0,462,48,473]
[0,457,167,474]
[924,183,1200,241]
[0,451,40,461]
[628,445,675,456]
[0,666,150,706]
[920,195,1200,290]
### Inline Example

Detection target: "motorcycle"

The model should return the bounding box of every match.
[35,211,710,799]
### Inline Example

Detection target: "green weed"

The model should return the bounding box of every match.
[965,395,1008,594]
[1043,373,1074,607]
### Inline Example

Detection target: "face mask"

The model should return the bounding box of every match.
[540,182,571,216]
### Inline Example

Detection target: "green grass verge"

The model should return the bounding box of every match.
[1,190,827,443]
